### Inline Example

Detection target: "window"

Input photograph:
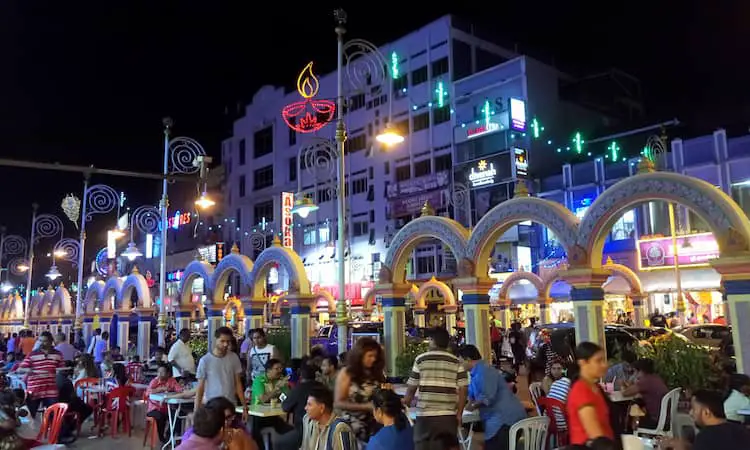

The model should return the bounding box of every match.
[452,39,472,80]
[394,118,410,136]
[254,126,273,158]
[435,154,452,173]
[289,156,297,182]
[395,165,411,182]
[253,201,273,224]
[384,161,390,175]
[416,255,435,274]
[413,112,430,132]
[353,221,369,237]
[239,175,246,197]
[351,177,367,195]
[303,225,317,246]
[235,208,242,229]
[238,139,246,166]
[350,93,365,111]
[253,166,274,190]
[431,57,449,77]
[317,188,332,203]
[411,66,428,86]
[611,209,636,241]
[432,105,451,125]
[346,134,367,154]
[394,76,408,96]
[319,225,330,243]
[414,159,431,178]
[288,120,297,146]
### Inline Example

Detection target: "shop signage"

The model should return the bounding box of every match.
[197,242,225,265]
[168,211,191,229]
[468,159,497,187]
[390,189,444,217]
[509,98,526,131]
[467,122,500,139]
[281,192,294,249]
[638,232,719,270]
[386,171,449,199]
[513,147,528,178]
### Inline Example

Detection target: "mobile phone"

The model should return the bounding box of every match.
[279,393,287,402]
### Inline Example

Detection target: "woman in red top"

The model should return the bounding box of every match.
[566,342,614,446]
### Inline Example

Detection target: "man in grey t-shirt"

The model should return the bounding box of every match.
[195,326,248,421]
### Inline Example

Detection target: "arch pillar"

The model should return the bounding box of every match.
[117,316,130,356]
[711,257,750,374]
[560,268,610,355]
[413,306,426,328]
[287,294,315,359]
[492,303,511,329]
[630,293,647,327]
[537,297,552,324]
[454,279,494,363]
[82,317,94,346]
[135,308,154,361]
[206,304,225,351]
[443,305,458,336]
[99,312,113,337]
[378,284,410,376]
[244,298,266,336]
[175,305,193,333]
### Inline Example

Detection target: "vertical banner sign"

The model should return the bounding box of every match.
[281,192,294,249]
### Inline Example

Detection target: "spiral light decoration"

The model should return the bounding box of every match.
[94,247,108,276]
[53,238,81,265]
[168,137,206,174]
[85,184,120,222]
[446,183,470,208]
[9,258,28,277]
[301,138,340,179]
[33,214,63,242]
[246,232,268,252]
[343,39,389,97]
[131,205,161,235]
[2,235,27,256]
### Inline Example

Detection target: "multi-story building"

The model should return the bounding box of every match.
[222,15,640,310]
[533,128,750,322]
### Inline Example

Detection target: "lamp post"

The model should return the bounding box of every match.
[159,118,207,345]
[0,230,28,292]
[24,205,63,327]
[49,236,81,281]
[121,205,161,261]
[289,10,403,354]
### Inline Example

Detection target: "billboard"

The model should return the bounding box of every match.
[637,232,719,270]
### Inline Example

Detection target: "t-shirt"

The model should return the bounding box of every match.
[168,339,196,378]
[248,344,276,379]
[635,373,668,420]
[407,350,469,417]
[566,380,614,445]
[723,389,750,422]
[365,424,414,450]
[196,351,243,404]
[18,349,65,399]
[693,422,750,450]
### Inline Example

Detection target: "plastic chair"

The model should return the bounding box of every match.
[509,416,549,450]
[529,382,545,415]
[538,396,569,449]
[36,403,69,444]
[97,385,135,438]
[142,390,160,449]
[634,387,681,438]
[74,377,102,425]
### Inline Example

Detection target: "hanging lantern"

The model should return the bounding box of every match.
[61,194,81,228]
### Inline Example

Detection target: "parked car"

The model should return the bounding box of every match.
[311,322,383,356]
[534,323,641,363]
[622,326,689,343]
[673,324,731,349]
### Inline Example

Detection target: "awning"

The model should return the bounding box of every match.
[638,268,721,293]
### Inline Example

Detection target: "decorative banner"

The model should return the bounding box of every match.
[390,189,444,217]
[281,192,294,249]
[281,62,336,134]
[386,171,449,199]
[637,232,719,271]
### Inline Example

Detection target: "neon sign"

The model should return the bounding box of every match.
[467,123,500,139]
[281,62,336,134]
[281,192,294,249]
[509,98,526,131]
[168,211,191,229]
[468,159,497,187]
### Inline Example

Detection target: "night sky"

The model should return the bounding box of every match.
[0,2,747,241]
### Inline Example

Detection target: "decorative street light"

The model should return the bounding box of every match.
[24,205,63,326]
[286,10,404,353]
[445,182,472,228]
[48,236,81,282]
[121,205,161,261]
[0,230,28,293]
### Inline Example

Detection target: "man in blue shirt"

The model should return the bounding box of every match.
[458,345,527,450]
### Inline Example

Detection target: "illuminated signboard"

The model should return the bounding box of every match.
[468,159,497,188]
[197,242,226,265]
[168,211,191,229]
[637,232,719,271]
[281,192,294,249]
[513,147,528,178]
[467,122,500,139]
[509,98,526,131]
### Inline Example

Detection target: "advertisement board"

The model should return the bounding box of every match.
[637,232,719,270]
[281,192,294,249]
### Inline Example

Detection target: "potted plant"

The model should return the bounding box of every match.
[395,341,429,381]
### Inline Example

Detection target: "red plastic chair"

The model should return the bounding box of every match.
[97,385,135,438]
[127,363,144,383]
[538,397,569,449]
[74,377,102,425]
[36,402,69,444]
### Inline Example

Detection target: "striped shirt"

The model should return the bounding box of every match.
[18,349,64,399]
[301,414,357,450]
[407,350,469,417]
[547,377,571,430]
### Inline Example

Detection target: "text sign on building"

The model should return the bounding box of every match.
[513,147,528,178]
[197,243,226,265]
[468,159,498,187]
[637,232,719,271]
[281,192,294,249]
[467,122,500,139]
[167,211,191,229]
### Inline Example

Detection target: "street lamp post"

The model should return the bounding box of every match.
[159,118,206,345]
[0,230,28,293]
[23,205,63,327]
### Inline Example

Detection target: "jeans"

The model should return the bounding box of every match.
[27,397,56,419]
[483,425,511,450]
[147,410,168,443]
[414,416,459,450]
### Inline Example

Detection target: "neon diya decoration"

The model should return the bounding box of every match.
[282,62,336,133]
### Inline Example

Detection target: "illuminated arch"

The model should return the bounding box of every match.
[211,252,254,305]
[498,271,545,304]
[579,171,750,268]
[180,260,215,305]
[10,294,23,321]
[102,277,123,312]
[383,216,470,285]
[603,262,643,295]
[53,285,74,316]
[248,241,310,299]
[467,197,581,278]
[223,297,245,321]
[117,272,153,310]
[39,289,54,317]
[414,277,456,309]
[312,287,335,314]
[84,280,106,315]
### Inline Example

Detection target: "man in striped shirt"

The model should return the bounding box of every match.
[17,331,64,417]
[403,327,468,450]
[301,385,357,450]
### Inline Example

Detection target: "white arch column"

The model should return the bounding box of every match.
[287,294,314,359]
[244,298,265,335]
[117,315,130,356]
[630,294,647,327]
[562,269,609,356]
[136,309,153,360]
[206,304,224,350]
[455,279,493,363]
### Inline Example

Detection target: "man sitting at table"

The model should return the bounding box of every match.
[250,359,289,405]
[664,390,750,450]
[301,385,358,450]
[15,331,64,418]
[458,344,526,450]
[147,362,184,443]
[622,358,668,428]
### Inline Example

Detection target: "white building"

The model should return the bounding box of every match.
[221,15,630,307]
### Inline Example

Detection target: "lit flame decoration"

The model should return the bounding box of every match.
[282,62,336,133]
[61,194,81,229]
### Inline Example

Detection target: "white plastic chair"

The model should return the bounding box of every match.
[634,387,681,438]
[529,381,545,415]
[509,416,549,450]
